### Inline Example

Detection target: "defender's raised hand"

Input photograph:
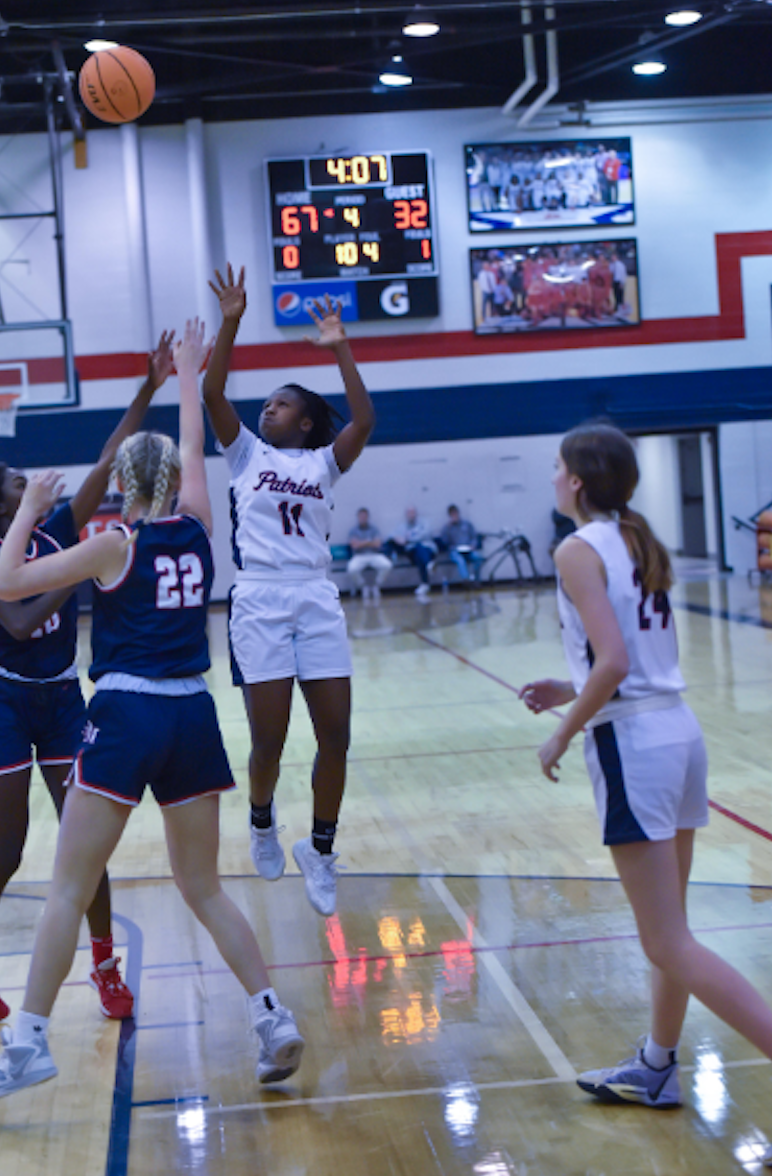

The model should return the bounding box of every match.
[21,471,65,522]
[173,317,213,376]
[147,329,176,392]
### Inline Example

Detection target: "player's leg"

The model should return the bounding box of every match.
[614,836,772,1057]
[294,676,350,916]
[0,787,129,1097]
[243,678,294,880]
[40,762,133,1018]
[162,775,303,1083]
[37,678,134,1018]
[0,766,34,1022]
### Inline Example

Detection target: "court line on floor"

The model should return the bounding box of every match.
[136,1055,772,1120]
[354,756,576,1082]
[409,626,772,845]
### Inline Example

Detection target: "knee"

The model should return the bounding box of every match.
[249,738,284,772]
[175,872,220,918]
[638,927,690,975]
[317,716,351,757]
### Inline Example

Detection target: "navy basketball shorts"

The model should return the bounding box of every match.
[0,676,85,776]
[229,577,352,685]
[68,689,235,807]
[584,701,709,845]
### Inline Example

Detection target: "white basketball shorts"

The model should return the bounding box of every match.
[584,700,708,845]
[229,576,352,685]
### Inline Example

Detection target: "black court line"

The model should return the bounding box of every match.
[674,600,772,629]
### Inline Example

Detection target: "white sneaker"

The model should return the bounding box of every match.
[254,1005,305,1084]
[249,804,286,881]
[0,1026,58,1098]
[292,836,339,916]
[414,582,430,598]
[576,1040,682,1108]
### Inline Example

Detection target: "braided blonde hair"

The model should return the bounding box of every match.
[113,432,181,522]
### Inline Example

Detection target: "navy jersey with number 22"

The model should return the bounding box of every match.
[89,514,213,682]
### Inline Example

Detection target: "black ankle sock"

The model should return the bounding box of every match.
[251,801,273,830]
[312,817,337,855]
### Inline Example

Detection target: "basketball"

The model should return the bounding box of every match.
[78,46,155,124]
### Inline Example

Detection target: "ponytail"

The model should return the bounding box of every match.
[561,422,673,595]
[619,505,673,594]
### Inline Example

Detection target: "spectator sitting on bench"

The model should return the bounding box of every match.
[384,506,437,599]
[439,504,485,583]
[347,508,392,602]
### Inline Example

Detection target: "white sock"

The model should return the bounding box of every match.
[249,988,280,1020]
[15,1009,50,1044]
[642,1033,676,1069]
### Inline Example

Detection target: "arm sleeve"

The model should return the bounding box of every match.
[217,423,257,480]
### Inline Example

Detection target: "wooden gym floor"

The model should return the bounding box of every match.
[3,566,772,1175]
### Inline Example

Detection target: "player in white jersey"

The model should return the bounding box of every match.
[520,423,772,1160]
[204,266,375,918]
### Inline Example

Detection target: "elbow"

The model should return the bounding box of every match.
[609,651,630,688]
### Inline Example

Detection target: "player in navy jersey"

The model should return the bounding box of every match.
[520,423,772,1161]
[0,319,304,1098]
[0,332,176,1025]
[204,265,376,917]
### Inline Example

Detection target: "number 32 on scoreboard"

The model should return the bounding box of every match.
[393,199,428,229]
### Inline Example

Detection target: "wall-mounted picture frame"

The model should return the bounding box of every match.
[465,138,634,233]
[470,239,640,334]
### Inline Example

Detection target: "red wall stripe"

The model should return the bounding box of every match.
[14,230,772,385]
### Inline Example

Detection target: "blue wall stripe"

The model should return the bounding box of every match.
[2,364,772,466]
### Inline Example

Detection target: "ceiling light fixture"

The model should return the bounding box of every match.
[664,10,703,26]
[379,54,413,86]
[402,6,440,37]
[632,60,667,75]
[84,39,120,51]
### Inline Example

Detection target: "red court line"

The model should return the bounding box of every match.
[411,629,772,844]
[708,800,772,843]
[4,919,771,995]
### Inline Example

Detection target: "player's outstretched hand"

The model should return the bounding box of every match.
[305,294,346,348]
[173,318,213,376]
[147,329,176,392]
[209,263,246,321]
[22,471,65,522]
[519,678,575,714]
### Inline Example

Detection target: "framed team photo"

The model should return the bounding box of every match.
[465,138,634,233]
[470,239,641,335]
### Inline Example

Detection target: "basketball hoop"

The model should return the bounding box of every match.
[0,391,21,438]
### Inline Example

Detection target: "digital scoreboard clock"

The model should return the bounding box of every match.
[266,151,439,325]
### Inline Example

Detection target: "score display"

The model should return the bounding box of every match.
[267,152,439,325]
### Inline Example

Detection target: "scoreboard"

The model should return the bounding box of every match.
[266,151,439,325]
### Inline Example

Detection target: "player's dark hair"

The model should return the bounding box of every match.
[560,422,673,594]
[0,462,7,502]
[281,384,343,449]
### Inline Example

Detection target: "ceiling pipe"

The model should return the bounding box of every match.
[501,2,536,116]
[516,5,558,127]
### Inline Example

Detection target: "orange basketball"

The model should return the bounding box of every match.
[79,46,155,124]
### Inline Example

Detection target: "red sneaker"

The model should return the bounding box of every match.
[89,957,134,1020]
[0,995,9,1021]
